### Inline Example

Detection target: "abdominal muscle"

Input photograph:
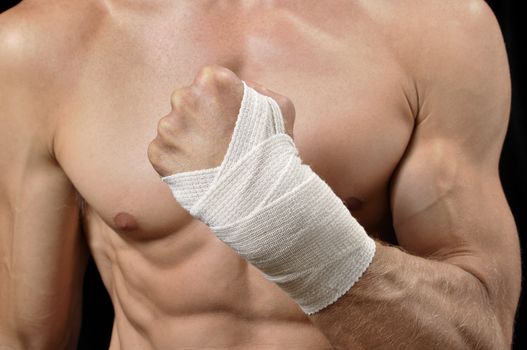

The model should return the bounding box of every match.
[85,211,333,350]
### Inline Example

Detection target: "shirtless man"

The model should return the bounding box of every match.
[0,0,521,349]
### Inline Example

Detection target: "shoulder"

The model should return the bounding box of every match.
[358,0,510,169]
[371,0,501,41]
[402,1,509,167]
[414,0,510,129]
[361,0,499,36]
[0,1,108,155]
[370,0,509,126]
[365,0,506,75]
[361,0,508,104]
[0,0,107,83]
[406,0,506,76]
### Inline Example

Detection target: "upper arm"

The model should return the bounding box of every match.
[0,7,87,349]
[390,0,520,336]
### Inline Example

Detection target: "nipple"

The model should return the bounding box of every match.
[113,212,139,232]
[345,197,363,211]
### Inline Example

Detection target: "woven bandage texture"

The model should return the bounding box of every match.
[163,83,376,314]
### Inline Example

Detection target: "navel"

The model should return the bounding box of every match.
[113,212,139,232]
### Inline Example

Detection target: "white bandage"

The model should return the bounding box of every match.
[162,83,376,314]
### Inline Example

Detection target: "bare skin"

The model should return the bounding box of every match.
[0,0,520,349]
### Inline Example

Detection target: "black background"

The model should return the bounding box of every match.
[1,1,525,349]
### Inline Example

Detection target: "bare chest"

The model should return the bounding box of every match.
[54,14,414,241]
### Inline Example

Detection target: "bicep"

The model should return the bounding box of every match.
[390,131,520,335]
[390,136,517,267]
[0,130,87,350]
[0,24,87,347]
[390,0,520,329]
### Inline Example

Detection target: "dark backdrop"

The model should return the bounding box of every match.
[486,1,527,348]
[1,1,525,349]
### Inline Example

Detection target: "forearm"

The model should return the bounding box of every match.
[155,78,513,349]
[0,263,83,350]
[310,241,506,350]
[0,311,81,350]
[0,262,84,350]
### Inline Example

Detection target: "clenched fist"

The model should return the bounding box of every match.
[148,65,295,177]
[148,65,376,316]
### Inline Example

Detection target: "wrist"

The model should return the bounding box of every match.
[163,83,376,313]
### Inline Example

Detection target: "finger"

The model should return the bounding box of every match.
[193,65,240,91]
[244,80,296,137]
[170,87,197,112]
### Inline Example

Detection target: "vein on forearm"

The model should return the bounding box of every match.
[310,242,504,350]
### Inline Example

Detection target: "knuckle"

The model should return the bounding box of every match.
[170,88,194,109]
[196,65,218,84]
[147,140,160,162]
[196,65,237,87]
[157,117,173,134]
[157,116,183,140]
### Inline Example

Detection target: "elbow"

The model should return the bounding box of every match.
[455,260,520,349]
[454,285,512,350]
[427,309,507,350]
[458,320,509,350]
[440,268,514,350]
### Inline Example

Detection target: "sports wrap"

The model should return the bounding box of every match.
[162,82,376,314]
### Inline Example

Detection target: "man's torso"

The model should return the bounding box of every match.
[36,1,417,348]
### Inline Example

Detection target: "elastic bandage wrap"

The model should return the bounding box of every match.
[163,82,376,314]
